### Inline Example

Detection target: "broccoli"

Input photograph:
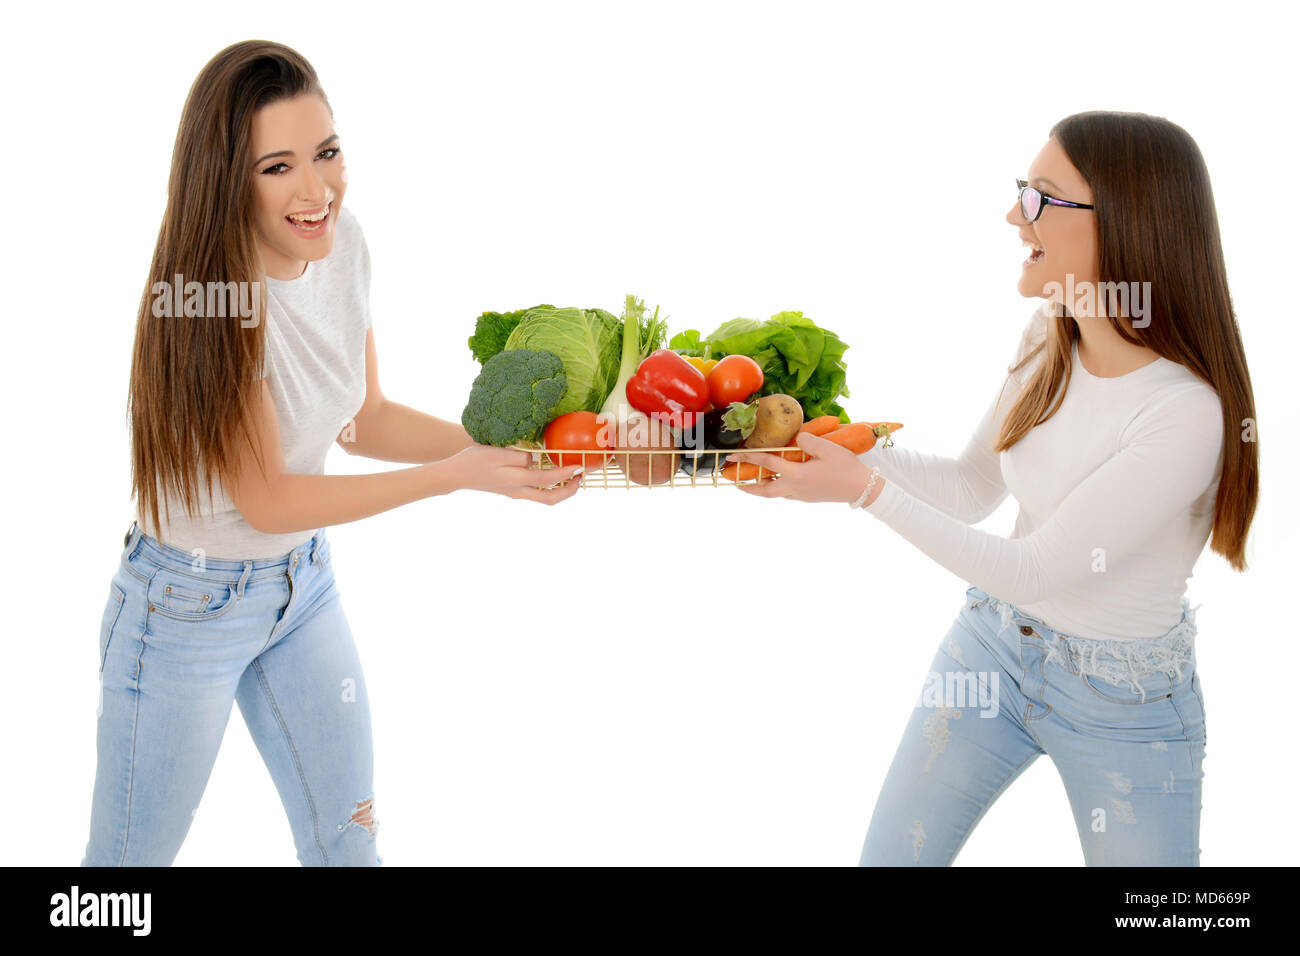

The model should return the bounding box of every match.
[461,348,568,446]
[467,304,556,366]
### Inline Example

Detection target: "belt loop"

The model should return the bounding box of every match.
[236,560,253,597]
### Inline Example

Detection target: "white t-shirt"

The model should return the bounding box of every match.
[859,299,1225,640]
[138,205,372,560]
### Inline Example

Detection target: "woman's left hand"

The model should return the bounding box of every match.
[725,431,882,504]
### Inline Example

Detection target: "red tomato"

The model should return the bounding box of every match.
[708,354,765,408]
[543,411,613,469]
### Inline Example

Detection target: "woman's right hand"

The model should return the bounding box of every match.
[447,444,584,505]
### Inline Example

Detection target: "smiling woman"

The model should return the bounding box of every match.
[82,39,586,868]
[728,110,1259,867]
[249,98,346,277]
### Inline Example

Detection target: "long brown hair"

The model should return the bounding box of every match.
[994,111,1258,571]
[129,41,328,536]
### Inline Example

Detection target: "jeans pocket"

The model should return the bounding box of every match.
[98,582,126,672]
[1079,670,1176,706]
[163,582,213,614]
[147,569,241,622]
[1042,633,1192,707]
[1168,669,1208,745]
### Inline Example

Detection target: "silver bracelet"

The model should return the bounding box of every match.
[849,466,882,509]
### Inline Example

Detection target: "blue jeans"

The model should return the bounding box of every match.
[860,585,1206,866]
[81,522,380,866]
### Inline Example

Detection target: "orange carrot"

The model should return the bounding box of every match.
[821,422,877,454]
[721,461,778,482]
[813,421,904,454]
[782,415,843,461]
[804,415,843,435]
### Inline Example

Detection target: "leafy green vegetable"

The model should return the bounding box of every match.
[667,328,704,356]
[467,304,556,365]
[461,348,567,446]
[669,311,851,421]
[503,306,624,418]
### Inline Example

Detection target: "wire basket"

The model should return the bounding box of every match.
[510,443,818,489]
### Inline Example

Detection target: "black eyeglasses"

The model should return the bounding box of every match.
[1017,178,1094,223]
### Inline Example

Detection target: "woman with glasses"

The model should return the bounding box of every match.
[82,40,585,867]
[727,111,1258,866]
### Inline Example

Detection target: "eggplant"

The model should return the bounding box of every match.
[677,407,746,477]
[679,446,724,477]
[704,408,746,449]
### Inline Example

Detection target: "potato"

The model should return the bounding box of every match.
[613,411,680,485]
[743,394,803,448]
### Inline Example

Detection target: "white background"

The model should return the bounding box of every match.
[2,0,1296,866]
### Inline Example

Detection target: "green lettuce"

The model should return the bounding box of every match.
[669,311,851,422]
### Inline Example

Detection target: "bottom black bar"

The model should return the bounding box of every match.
[10,864,1285,939]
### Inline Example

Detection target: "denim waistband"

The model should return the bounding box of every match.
[121,520,327,583]
[964,585,1198,697]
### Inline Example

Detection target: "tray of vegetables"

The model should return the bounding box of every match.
[462,294,901,488]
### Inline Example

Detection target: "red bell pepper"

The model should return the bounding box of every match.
[624,349,710,431]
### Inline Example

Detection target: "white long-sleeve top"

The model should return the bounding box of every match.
[859,300,1225,640]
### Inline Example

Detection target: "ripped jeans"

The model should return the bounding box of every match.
[81,521,380,866]
[860,585,1206,866]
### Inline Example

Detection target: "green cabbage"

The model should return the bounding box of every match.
[502,307,623,417]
